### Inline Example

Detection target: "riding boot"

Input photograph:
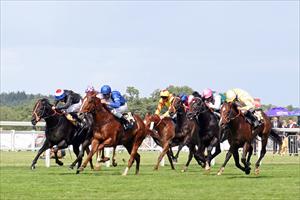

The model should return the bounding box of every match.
[245,111,260,129]
[120,116,134,131]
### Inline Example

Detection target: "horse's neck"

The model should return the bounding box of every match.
[176,110,187,129]
[44,115,61,128]
[94,106,115,125]
[229,115,245,132]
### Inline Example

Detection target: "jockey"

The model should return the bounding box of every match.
[155,89,175,118]
[225,88,261,128]
[52,89,83,127]
[99,85,133,130]
[179,93,194,111]
[202,88,222,117]
[85,85,97,94]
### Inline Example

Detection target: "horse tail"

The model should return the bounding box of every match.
[269,129,282,146]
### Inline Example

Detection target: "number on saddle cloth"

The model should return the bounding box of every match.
[122,112,135,130]
[253,110,263,122]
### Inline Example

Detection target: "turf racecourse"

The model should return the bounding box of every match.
[0,151,299,200]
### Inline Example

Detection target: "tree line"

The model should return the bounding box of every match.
[0,86,296,122]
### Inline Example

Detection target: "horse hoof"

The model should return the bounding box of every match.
[94,165,101,171]
[245,168,251,175]
[76,170,80,174]
[57,161,64,166]
[30,165,36,170]
[217,172,222,176]
[77,167,84,173]
[69,165,74,170]
[112,162,118,167]
[255,168,260,175]
[100,157,110,163]
[172,158,178,163]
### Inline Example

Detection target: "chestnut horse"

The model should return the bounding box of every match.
[77,93,147,175]
[218,102,282,175]
[144,114,176,170]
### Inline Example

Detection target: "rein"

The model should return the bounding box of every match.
[221,106,241,124]
[33,101,61,123]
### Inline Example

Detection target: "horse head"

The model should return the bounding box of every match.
[187,97,207,119]
[144,113,160,128]
[31,98,54,126]
[80,92,100,114]
[219,102,240,128]
[169,96,184,116]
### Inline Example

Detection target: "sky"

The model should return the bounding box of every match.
[1,1,299,107]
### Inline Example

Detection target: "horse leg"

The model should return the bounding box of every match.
[77,138,100,174]
[232,147,247,174]
[217,150,232,175]
[168,146,177,162]
[166,150,175,170]
[30,139,50,170]
[241,143,251,175]
[111,147,118,167]
[86,146,94,170]
[205,137,221,171]
[123,140,142,176]
[173,144,184,162]
[193,145,206,168]
[53,140,68,166]
[210,142,221,161]
[69,144,79,169]
[154,142,170,170]
[246,144,253,166]
[181,145,195,172]
[69,139,89,170]
[255,135,268,175]
[99,149,110,163]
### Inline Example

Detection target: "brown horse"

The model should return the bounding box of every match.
[169,96,204,172]
[77,93,147,175]
[218,102,282,175]
[144,114,176,170]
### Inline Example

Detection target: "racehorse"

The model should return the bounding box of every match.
[217,102,282,175]
[31,98,94,170]
[144,114,176,170]
[187,97,221,171]
[77,92,147,175]
[169,96,204,172]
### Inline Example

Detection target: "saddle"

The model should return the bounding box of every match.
[118,112,136,131]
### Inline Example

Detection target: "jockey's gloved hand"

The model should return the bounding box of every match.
[51,106,56,110]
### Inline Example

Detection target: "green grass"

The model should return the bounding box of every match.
[0,151,299,200]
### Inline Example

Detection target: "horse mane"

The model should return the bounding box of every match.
[192,91,201,98]
[38,98,53,106]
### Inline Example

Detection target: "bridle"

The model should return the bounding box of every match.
[220,103,241,125]
[170,97,185,116]
[32,99,59,122]
[187,97,209,119]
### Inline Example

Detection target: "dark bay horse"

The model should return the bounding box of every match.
[187,97,221,171]
[169,96,204,172]
[77,93,147,175]
[218,102,282,175]
[144,114,176,170]
[31,98,94,170]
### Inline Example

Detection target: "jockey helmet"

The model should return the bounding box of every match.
[180,94,188,103]
[55,89,66,100]
[160,90,170,98]
[202,88,213,99]
[85,86,95,93]
[101,85,111,95]
[226,90,237,102]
